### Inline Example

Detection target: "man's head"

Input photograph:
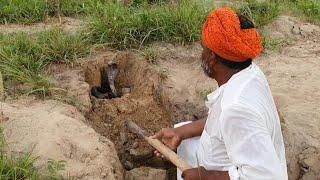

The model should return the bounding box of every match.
[201,8,263,79]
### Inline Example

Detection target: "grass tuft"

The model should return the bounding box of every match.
[0,0,106,24]
[37,29,91,64]
[0,0,48,24]
[87,0,213,49]
[289,0,320,24]
[141,47,159,64]
[0,29,91,95]
[236,0,280,27]
[262,34,288,51]
[237,0,320,26]
[0,127,65,179]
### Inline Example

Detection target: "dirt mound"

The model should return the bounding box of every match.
[126,166,168,180]
[1,98,123,180]
[262,16,320,40]
[154,43,216,123]
[258,18,320,179]
[256,40,320,179]
[48,64,92,114]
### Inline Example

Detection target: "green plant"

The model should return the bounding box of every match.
[47,159,66,180]
[262,34,288,51]
[87,0,214,49]
[0,153,40,179]
[0,29,91,96]
[48,0,98,17]
[53,94,86,109]
[197,87,214,100]
[0,0,48,24]
[0,128,5,150]
[0,127,39,179]
[236,0,281,27]
[141,47,159,64]
[0,33,50,92]
[0,127,66,179]
[37,29,91,64]
[293,0,320,24]
[0,0,109,24]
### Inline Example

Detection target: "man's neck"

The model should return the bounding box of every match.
[215,68,241,87]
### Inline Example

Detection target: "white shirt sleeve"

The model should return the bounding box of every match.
[220,104,285,180]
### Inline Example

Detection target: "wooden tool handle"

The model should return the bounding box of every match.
[145,136,192,172]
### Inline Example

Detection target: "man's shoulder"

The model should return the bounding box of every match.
[221,66,271,108]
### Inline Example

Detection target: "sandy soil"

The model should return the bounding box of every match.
[258,16,320,180]
[154,43,216,123]
[0,98,123,179]
[47,64,92,114]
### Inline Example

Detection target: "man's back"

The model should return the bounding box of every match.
[199,63,288,179]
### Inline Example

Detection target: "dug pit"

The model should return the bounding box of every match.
[84,52,176,176]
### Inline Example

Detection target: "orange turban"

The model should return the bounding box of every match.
[202,7,263,62]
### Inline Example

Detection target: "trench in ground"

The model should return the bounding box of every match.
[84,52,177,178]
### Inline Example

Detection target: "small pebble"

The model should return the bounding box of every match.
[129,149,139,156]
[85,157,91,163]
[101,172,107,177]
[120,132,127,145]
[122,88,131,95]
[132,142,139,149]
[124,161,134,170]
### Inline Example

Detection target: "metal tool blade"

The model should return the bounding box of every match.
[125,119,146,138]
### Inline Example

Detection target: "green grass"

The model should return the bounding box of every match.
[236,0,320,27]
[0,128,65,179]
[0,29,91,95]
[140,46,159,64]
[262,34,288,51]
[0,153,40,179]
[0,0,319,97]
[0,0,107,24]
[37,30,91,64]
[48,0,102,17]
[236,0,281,27]
[87,0,214,49]
[197,87,214,100]
[286,0,320,24]
[0,0,48,24]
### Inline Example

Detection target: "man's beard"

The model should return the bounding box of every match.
[201,59,214,78]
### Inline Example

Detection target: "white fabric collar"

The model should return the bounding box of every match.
[205,84,225,108]
[205,63,254,108]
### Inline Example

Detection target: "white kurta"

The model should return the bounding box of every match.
[177,63,288,180]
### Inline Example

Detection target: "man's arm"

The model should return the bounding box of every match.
[152,117,206,154]
[182,167,229,180]
[175,117,206,140]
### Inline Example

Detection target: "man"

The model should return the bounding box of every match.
[153,7,288,180]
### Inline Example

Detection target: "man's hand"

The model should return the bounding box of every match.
[151,128,182,158]
[182,167,206,180]
[182,167,230,180]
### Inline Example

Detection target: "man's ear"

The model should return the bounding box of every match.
[210,51,217,64]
